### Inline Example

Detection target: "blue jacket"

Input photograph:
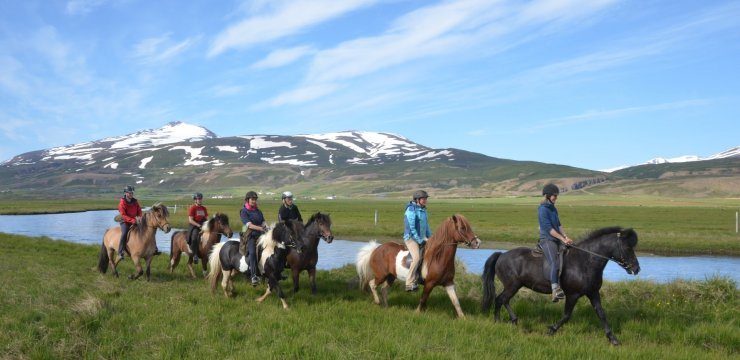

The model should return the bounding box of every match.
[240,205,265,239]
[538,202,562,242]
[404,201,432,244]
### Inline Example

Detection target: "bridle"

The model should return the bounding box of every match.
[568,232,631,270]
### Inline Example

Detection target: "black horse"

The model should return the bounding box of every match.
[256,219,305,309]
[285,212,334,294]
[207,220,302,300]
[481,227,640,345]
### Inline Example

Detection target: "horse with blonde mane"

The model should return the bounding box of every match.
[169,213,234,278]
[356,214,481,318]
[97,203,171,280]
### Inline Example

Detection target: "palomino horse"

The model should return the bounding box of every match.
[168,213,234,278]
[285,212,334,294]
[356,214,481,318]
[97,203,171,280]
[207,220,302,307]
[481,227,640,345]
[256,219,305,309]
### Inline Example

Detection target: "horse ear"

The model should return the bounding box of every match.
[452,215,458,225]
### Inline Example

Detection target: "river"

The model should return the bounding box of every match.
[1,209,737,285]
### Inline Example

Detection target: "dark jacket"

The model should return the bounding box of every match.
[538,202,562,242]
[278,204,302,223]
[240,205,266,239]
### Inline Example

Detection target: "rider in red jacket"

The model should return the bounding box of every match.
[118,186,160,258]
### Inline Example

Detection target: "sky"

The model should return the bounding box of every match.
[1,0,739,171]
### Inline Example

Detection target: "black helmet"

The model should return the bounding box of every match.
[245,191,259,200]
[281,191,293,200]
[123,185,135,193]
[542,183,560,196]
[412,190,429,200]
[193,192,203,200]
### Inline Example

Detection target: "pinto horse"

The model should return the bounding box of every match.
[207,220,302,306]
[168,213,234,278]
[256,219,305,309]
[357,214,481,318]
[481,227,640,345]
[285,212,334,294]
[97,203,171,280]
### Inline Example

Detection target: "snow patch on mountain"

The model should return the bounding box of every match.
[601,145,740,172]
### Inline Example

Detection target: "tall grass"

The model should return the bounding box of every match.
[1,234,737,359]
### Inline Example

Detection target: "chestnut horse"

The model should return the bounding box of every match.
[285,212,334,294]
[97,203,171,280]
[168,213,234,278]
[356,214,481,318]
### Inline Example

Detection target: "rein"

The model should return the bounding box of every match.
[568,232,628,268]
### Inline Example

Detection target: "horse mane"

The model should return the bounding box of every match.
[133,203,169,237]
[425,214,470,262]
[258,222,280,251]
[203,213,228,234]
[579,226,638,247]
[306,212,330,228]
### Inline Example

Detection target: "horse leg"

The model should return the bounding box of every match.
[145,256,153,281]
[548,294,580,337]
[380,282,391,307]
[443,284,465,319]
[220,270,231,297]
[292,267,300,293]
[308,267,317,294]
[256,286,272,303]
[368,279,381,305]
[129,256,144,280]
[109,248,120,278]
[274,281,289,310]
[169,251,180,273]
[587,292,620,345]
[200,256,208,277]
[496,286,521,324]
[415,282,434,314]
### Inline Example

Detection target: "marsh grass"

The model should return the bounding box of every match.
[0,234,737,359]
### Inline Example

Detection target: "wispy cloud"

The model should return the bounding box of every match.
[251,46,315,70]
[133,33,199,64]
[65,0,106,16]
[257,83,340,108]
[208,85,244,98]
[208,0,378,57]
[0,117,32,142]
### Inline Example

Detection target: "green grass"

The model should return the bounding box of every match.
[2,196,739,255]
[1,234,737,359]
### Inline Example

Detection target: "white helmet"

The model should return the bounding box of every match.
[281,191,294,199]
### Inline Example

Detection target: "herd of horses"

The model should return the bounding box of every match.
[96,204,641,345]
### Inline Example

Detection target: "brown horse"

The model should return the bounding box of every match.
[168,213,234,278]
[285,212,333,294]
[356,214,481,318]
[97,203,171,280]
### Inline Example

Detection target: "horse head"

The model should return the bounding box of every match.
[614,228,640,275]
[212,213,234,238]
[450,214,480,249]
[148,203,171,233]
[307,212,334,243]
[274,220,304,253]
[579,227,641,275]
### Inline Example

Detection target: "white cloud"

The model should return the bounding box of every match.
[251,46,314,70]
[133,33,199,64]
[259,83,339,107]
[208,0,378,57]
[66,0,106,16]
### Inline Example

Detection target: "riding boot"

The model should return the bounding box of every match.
[118,223,130,259]
[190,225,200,263]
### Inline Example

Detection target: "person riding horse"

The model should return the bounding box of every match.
[403,190,432,292]
[240,191,269,286]
[538,183,574,302]
[277,191,303,223]
[188,192,208,264]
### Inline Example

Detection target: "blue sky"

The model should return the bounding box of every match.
[1,0,739,171]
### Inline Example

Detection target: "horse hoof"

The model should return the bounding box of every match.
[548,326,557,336]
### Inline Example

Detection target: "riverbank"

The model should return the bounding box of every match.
[0,234,737,359]
[2,197,739,256]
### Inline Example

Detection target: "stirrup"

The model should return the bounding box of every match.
[552,287,565,302]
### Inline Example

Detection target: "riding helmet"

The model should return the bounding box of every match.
[282,191,293,199]
[245,191,259,200]
[123,185,135,193]
[193,192,203,200]
[542,183,560,196]
[412,190,429,200]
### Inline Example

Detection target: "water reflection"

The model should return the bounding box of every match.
[0,210,737,285]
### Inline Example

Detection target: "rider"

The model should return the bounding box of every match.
[240,191,269,286]
[188,192,208,264]
[538,183,573,302]
[277,191,303,223]
[118,185,142,259]
[403,190,432,292]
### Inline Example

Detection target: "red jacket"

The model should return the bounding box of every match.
[119,197,142,224]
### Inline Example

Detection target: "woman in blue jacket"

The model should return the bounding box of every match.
[538,183,573,302]
[240,191,268,286]
[403,190,432,292]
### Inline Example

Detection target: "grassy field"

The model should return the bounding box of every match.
[0,234,737,359]
[2,195,739,255]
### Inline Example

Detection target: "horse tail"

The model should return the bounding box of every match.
[481,252,501,313]
[207,242,225,293]
[97,241,109,274]
[356,240,379,290]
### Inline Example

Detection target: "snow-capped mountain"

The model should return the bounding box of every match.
[601,146,740,173]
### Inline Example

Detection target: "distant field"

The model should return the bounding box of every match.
[1,195,739,255]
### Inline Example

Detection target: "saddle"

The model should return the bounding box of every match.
[401,245,425,281]
[239,229,250,256]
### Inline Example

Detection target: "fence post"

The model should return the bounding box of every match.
[736,211,738,234]
[374,209,378,226]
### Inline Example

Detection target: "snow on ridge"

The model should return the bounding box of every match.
[139,156,153,169]
[216,146,239,153]
[110,122,211,149]
[300,131,418,156]
[247,136,294,150]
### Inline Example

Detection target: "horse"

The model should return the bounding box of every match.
[356,214,481,318]
[207,220,302,307]
[480,227,641,345]
[97,203,171,280]
[255,219,305,309]
[168,213,234,278]
[285,212,334,294]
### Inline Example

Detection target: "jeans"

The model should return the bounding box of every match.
[118,222,131,255]
[539,239,561,285]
